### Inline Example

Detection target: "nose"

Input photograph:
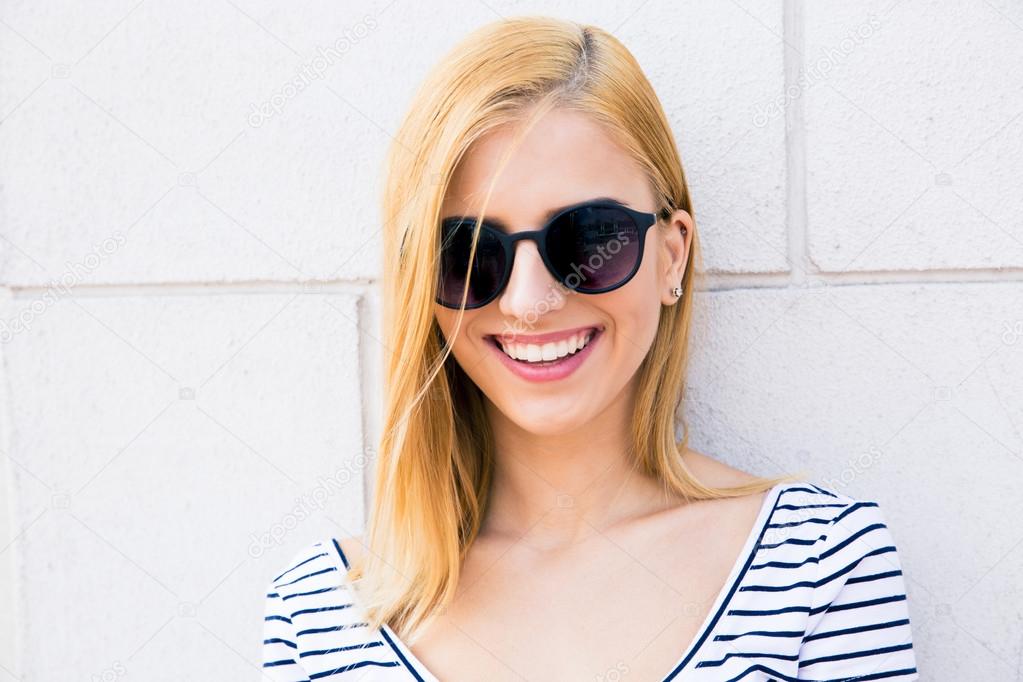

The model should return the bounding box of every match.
[497,239,566,320]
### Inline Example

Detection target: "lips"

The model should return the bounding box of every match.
[485,326,603,382]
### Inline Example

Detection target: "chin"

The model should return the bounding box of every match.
[503,408,587,437]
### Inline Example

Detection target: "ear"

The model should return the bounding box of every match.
[659,209,694,306]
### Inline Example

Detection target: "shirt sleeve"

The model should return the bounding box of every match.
[262,579,312,681]
[797,499,920,681]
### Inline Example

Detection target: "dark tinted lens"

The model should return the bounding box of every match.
[437,219,506,308]
[545,205,641,291]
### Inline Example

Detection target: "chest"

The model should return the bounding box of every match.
[404,518,753,682]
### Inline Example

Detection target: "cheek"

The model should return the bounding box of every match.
[433,307,489,369]
[433,306,454,340]
[605,239,665,353]
[607,289,661,360]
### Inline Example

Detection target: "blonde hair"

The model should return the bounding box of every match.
[349,14,800,642]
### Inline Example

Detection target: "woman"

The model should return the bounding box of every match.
[263,15,919,681]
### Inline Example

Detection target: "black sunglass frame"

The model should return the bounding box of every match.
[436,198,662,310]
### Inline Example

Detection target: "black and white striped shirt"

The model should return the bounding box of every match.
[262,482,919,680]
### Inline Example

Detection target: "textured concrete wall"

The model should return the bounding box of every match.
[0,1,1020,679]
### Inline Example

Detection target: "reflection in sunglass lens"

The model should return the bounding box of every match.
[437,220,506,308]
[546,206,641,292]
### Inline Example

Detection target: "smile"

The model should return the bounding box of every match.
[484,326,604,382]
[494,328,598,363]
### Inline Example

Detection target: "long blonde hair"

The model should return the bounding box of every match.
[350,14,799,642]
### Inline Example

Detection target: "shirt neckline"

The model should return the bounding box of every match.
[335,481,786,682]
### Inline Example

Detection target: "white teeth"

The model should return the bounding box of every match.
[495,330,597,363]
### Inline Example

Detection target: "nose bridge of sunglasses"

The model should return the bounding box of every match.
[502,236,562,297]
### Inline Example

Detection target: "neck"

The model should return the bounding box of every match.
[479,382,672,551]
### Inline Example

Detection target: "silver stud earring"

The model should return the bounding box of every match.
[672,285,683,298]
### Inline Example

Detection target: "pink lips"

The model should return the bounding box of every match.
[487,327,602,382]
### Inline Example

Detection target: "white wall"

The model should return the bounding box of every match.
[0,1,1020,679]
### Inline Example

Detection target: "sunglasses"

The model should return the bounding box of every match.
[435,198,661,310]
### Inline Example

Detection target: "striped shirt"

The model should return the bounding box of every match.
[262,482,920,680]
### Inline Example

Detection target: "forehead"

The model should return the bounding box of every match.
[442,107,654,224]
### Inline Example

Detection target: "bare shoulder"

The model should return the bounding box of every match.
[680,447,763,490]
[336,534,368,567]
[626,447,774,544]
[618,448,776,587]
[672,447,774,536]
